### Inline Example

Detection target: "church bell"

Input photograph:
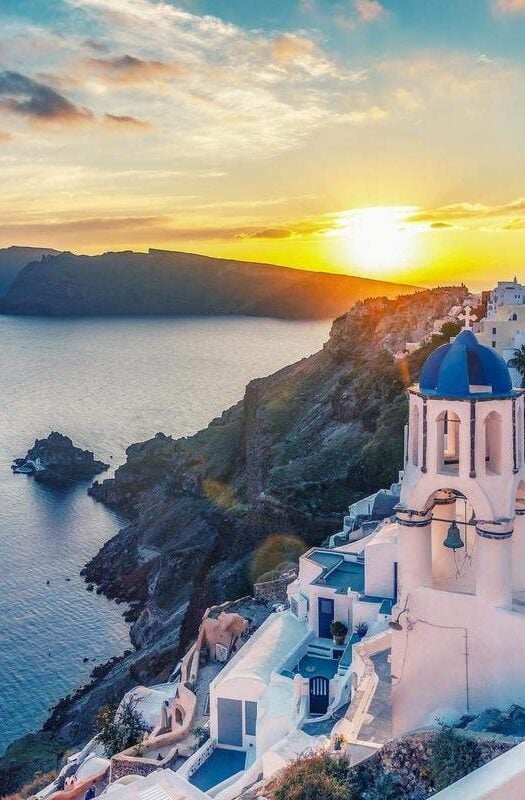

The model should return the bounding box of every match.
[443,520,464,550]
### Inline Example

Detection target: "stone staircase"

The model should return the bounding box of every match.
[306,637,334,660]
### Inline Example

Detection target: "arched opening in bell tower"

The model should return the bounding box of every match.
[437,411,461,476]
[485,411,502,475]
[430,489,478,593]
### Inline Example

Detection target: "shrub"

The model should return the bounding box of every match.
[270,753,350,800]
[251,534,307,583]
[192,726,210,747]
[2,769,58,800]
[430,725,482,792]
[362,771,400,800]
[347,763,400,800]
[95,698,149,758]
[330,621,348,639]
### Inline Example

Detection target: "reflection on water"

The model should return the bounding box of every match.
[0,315,329,753]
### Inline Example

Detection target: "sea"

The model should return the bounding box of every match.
[0,315,330,755]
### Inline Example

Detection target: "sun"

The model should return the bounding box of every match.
[338,207,419,277]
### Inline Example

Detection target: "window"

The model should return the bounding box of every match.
[492,341,496,348]
[245,701,257,736]
[492,327,497,335]
[290,596,298,618]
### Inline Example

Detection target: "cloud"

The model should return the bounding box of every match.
[336,0,387,28]
[493,0,525,14]
[503,218,525,230]
[268,33,346,78]
[54,0,371,158]
[407,198,525,231]
[83,54,186,84]
[0,70,92,124]
[104,112,152,129]
[234,201,525,242]
[354,0,386,23]
[239,227,294,239]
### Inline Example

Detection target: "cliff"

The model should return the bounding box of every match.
[83,288,465,639]
[0,286,466,794]
[2,248,416,319]
[0,245,58,297]
[80,287,464,705]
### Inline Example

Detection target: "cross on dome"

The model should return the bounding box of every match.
[459,305,477,330]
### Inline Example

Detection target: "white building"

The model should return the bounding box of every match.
[334,479,401,545]
[178,519,398,795]
[391,327,525,735]
[485,278,525,318]
[100,767,209,800]
[477,304,525,386]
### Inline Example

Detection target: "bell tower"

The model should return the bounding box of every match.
[391,323,525,734]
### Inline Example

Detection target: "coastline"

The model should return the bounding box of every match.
[0,288,466,795]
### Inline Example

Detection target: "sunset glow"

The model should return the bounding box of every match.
[338,208,420,276]
[1,0,525,288]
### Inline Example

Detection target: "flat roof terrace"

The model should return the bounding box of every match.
[308,550,365,594]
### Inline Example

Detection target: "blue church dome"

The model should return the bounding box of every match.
[419,329,514,398]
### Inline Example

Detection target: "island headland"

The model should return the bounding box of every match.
[1,248,417,319]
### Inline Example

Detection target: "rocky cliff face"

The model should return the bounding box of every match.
[82,287,465,690]
[0,245,58,297]
[2,248,416,319]
[0,286,466,791]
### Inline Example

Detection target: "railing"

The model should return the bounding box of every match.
[177,736,216,780]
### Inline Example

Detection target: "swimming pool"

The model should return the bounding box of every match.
[189,747,247,792]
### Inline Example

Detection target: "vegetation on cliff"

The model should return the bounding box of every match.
[0,285,466,793]
[83,285,466,686]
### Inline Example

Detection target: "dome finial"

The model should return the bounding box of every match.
[459,305,477,331]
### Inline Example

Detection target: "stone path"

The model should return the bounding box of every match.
[356,650,392,745]
[342,647,392,748]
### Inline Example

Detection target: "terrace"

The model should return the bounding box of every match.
[308,550,365,594]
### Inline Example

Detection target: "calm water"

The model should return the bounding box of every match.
[0,315,329,754]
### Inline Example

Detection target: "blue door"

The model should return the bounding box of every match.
[318,597,334,638]
[309,675,330,714]
[217,698,243,746]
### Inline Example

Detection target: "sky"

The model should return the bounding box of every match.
[1,0,525,288]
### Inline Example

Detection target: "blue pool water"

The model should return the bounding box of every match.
[295,654,339,679]
[189,748,247,791]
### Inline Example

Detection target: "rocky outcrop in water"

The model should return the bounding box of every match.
[12,432,109,484]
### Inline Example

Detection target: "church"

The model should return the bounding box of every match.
[391,323,525,734]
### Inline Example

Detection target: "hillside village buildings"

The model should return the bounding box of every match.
[476,278,525,386]
[36,313,525,800]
